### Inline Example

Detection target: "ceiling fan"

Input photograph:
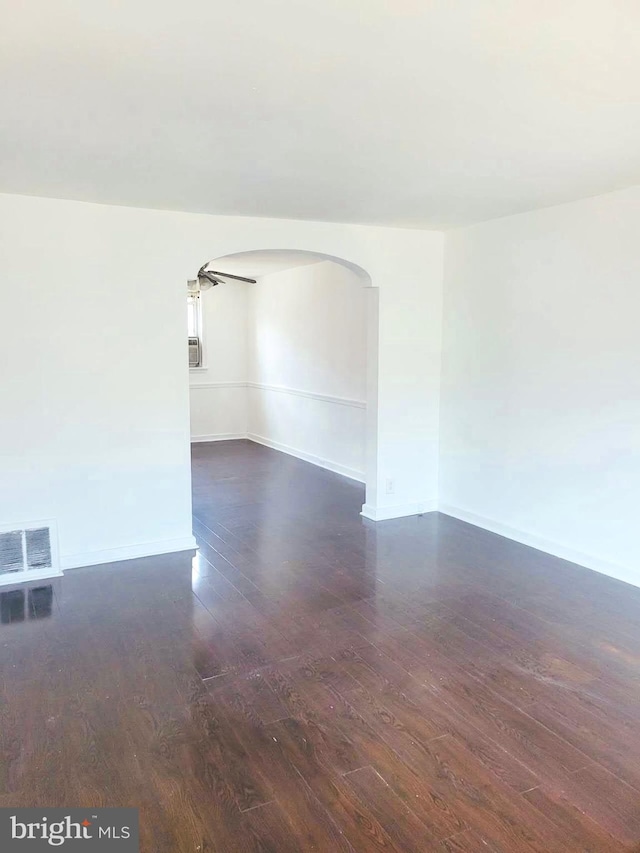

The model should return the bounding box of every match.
[197,264,257,289]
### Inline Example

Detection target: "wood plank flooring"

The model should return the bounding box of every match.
[1,438,639,851]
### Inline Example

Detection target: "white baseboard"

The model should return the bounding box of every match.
[439,504,640,590]
[191,433,246,443]
[247,433,365,483]
[361,501,438,521]
[0,568,64,588]
[61,535,197,571]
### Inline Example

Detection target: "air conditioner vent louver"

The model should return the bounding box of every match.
[0,522,60,585]
[189,336,201,368]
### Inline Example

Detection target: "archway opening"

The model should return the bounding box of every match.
[187,249,378,524]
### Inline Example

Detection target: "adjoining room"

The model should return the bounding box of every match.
[189,250,371,483]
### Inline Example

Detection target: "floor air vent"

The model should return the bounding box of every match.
[0,521,61,586]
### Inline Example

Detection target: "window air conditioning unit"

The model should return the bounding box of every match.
[0,520,62,587]
[188,336,201,368]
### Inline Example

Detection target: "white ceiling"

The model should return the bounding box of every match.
[204,250,324,279]
[1,1,638,229]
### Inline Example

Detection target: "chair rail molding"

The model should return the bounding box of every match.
[190,381,365,409]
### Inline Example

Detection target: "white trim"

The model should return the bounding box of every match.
[0,567,63,587]
[188,381,365,409]
[361,501,438,521]
[61,535,197,571]
[191,432,247,443]
[439,504,640,590]
[248,382,366,409]
[189,382,367,409]
[189,381,246,389]
[248,432,365,482]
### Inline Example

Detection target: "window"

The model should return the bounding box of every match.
[187,287,203,368]
[187,292,201,338]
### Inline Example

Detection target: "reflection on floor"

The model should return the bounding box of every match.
[1,584,54,623]
[1,438,639,851]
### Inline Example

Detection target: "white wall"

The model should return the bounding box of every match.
[0,196,195,568]
[0,192,444,569]
[7,186,634,585]
[189,282,248,441]
[440,186,640,586]
[246,260,367,481]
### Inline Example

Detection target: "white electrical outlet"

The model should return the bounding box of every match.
[385,478,395,495]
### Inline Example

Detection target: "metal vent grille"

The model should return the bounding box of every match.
[0,522,58,585]
[0,531,23,574]
[25,527,51,569]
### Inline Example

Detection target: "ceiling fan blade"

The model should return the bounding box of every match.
[198,270,222,287]
[205,269,257,284]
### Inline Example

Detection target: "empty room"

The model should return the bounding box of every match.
[1,2,639,851]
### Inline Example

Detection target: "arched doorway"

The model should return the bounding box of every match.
[187,249,378,514]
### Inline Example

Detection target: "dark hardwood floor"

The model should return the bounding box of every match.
[2,438,640,851]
